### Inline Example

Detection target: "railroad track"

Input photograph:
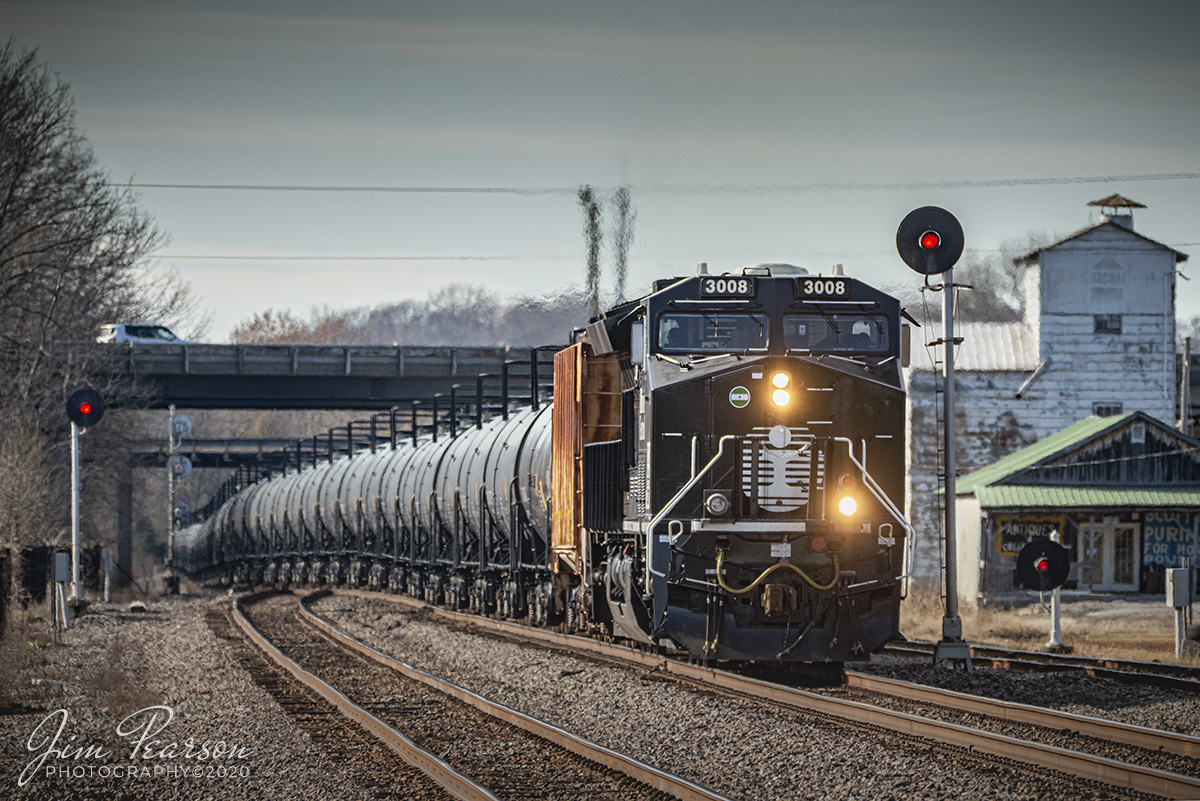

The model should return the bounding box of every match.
[230,591,734,801]
[204,602,456,800]
[881,640,1200,692]
[326,589,1200,800]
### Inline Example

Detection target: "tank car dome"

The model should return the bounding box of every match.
[736,263,809,275]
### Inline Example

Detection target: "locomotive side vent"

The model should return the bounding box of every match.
[583,440,625,532]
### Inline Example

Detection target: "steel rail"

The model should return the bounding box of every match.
[882,641,1200,693]
[295,591,736,801]
[230,593,501,801]
[843,670,1200,758]
[336,589,1200,800]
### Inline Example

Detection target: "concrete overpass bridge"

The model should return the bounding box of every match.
[50,341,559,588]
[54,342,554,410]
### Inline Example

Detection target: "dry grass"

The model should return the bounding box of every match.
[0,604,57,708]
[900,590,1200,666]
[1,599,162,713]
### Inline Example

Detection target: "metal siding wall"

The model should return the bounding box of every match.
[584,355,623,445]
[551,344,583,570]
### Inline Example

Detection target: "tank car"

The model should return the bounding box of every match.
[177,263,913,665]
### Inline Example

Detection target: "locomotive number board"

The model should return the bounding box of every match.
[699,276,757,297]
[795,277,852,300]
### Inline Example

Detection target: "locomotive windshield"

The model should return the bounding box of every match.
[657,312,768,352]
[784,313,890,353]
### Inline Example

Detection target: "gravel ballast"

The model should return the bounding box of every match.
[311,592,1177,801]
[4,589,1190,800]
[1,595,397,801]
[852,655,1200,737]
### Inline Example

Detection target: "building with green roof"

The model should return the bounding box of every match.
[951,412,1200,605]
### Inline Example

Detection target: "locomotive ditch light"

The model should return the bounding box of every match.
[838,496,857,516]
[771,372,790,389]
[771,388,790,406]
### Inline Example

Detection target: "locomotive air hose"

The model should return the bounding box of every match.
[715,549,840,594]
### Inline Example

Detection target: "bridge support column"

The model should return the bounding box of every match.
[117,462,132,588]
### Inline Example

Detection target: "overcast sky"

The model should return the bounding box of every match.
[5,0,1199,339]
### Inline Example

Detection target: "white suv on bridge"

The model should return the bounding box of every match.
[97,324,193,344]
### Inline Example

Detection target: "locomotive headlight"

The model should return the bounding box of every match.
[838,496,857,516]
[704,491,731,517]
[771,372,790,389]
[771,388,790,406]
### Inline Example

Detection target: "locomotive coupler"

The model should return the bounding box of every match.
[760,583,798,617]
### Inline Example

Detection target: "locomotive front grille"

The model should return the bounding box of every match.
[740,426,824,514]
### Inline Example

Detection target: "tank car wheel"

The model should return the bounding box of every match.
[565,598,579,633]
[536,587,554,626]
[469,585,481,614]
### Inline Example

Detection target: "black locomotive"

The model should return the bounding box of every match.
[177,262,912,664]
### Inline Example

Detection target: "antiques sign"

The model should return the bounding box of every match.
[993,515,1067,557]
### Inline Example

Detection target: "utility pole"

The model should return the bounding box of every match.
[65,388,105,615]
[934,265,972,670]
[164,406,191,594]
[895,207,970,671]
[69,420,83,609]
[167,404,176,570]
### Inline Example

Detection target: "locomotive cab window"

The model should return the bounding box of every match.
[657,312,768,352]
[784,313,890,353]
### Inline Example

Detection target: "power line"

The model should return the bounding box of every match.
[157,243,1194,262]
[1023,444,1200,471]
[120,172,1200,196]
[158,254,569,261]
[126,183,574,195]
[638,172,1200,195]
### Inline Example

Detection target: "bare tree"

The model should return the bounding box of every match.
[611,186,634,304]
[230,307,365,344]
[579,186,602,318]
[0,44,204,566]
[888,232,1052,325]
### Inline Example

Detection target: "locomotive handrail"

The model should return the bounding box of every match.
[645,435,738,594]
[832,437,916,593]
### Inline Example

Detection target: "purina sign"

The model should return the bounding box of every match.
[1143,512,1200,567]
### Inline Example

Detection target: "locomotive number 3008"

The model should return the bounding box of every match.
[701,278,754,296]
[797,278,850,299]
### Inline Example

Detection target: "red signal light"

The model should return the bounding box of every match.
[1035,557,1051,573]
[920,231,941,250]
[66,387,105,428]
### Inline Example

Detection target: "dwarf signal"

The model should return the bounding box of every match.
[1015,538,1070,591]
